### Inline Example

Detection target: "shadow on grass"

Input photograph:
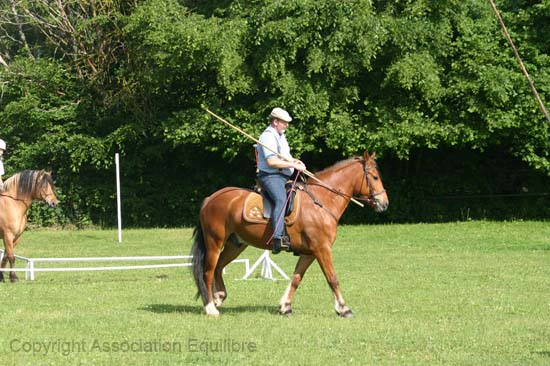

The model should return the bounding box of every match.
[142,303,280,315]
[140,304,203,315]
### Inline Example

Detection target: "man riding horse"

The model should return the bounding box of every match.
[256,108,307,254]
[196,108,389,317]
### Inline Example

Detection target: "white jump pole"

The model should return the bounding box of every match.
[242,250,289,280]
[115,153,122,243]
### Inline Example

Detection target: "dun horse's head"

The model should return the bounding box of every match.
[358,152,389,213]
[36,171,59,208]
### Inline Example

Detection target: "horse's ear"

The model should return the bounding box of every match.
[363,151,376,161]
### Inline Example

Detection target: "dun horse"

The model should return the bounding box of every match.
[0,170,59,282]
[191,151,389,317]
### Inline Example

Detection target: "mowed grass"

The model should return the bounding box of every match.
[1,222,550,366]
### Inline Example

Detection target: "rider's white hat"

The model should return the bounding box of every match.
[270,107,292,122]
[0,139,6,150]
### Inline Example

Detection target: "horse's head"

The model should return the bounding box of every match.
[356,151,389,212]
[35,171,59,208]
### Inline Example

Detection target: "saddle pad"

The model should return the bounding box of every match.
[243,191,300,225]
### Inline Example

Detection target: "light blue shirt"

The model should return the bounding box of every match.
[257,125,294,176]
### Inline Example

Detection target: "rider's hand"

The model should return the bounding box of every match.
[293,160,306,172]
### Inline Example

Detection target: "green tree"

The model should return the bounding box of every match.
[1,0,549,226]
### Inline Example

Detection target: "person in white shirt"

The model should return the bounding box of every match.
[256,108,306,254]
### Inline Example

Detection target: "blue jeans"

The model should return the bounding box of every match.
[258,173,288,238]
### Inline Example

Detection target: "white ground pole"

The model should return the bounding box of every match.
[242,250,289,280]
[0,250,250,281]
[115,153,122,243]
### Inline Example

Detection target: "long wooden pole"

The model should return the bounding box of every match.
[488,0,550,126]
[204,108,365,207]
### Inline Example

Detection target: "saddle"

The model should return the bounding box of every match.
[243,188,301,225]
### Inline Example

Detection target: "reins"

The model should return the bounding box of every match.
[0,193,31,210]
[300,183,339,222]
[304,158,386,208]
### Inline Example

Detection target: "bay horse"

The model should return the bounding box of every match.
[191,151,389,317]
[0,170,59,282]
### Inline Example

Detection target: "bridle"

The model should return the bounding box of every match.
[356,158,387,206]
[36,184,58,207]
[39,188,56,200]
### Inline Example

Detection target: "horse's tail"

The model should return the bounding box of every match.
[191,217,208,305]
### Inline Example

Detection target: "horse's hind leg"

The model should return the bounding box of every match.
[202,240,224,317]
[279,254,315,315]
[213,234,248,307]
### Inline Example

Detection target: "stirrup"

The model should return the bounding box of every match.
[281,236,291,251]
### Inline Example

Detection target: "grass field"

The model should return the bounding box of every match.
[1,221,550,365]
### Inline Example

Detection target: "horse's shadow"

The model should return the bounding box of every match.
[141,303,279,315]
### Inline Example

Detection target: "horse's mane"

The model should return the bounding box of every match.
[314,156,363,177]
[3,170,53,196]
[312,155,380,181]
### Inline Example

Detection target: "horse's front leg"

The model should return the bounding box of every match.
[0,249,6,282]
[315,246,353,317]
[279,254,315,315]
[1,236,18,283]
[8,254,18,283]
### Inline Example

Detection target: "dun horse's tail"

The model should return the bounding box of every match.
[191,218,208,305]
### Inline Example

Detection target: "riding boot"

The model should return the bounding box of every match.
[272,236,291,254]
[272,238,282,254]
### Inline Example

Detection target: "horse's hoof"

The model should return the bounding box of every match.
[10,277,19,283]
[279,307,293,316]
[213,292,226,307]
[338,309,353,318]
[204,303,220,317]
